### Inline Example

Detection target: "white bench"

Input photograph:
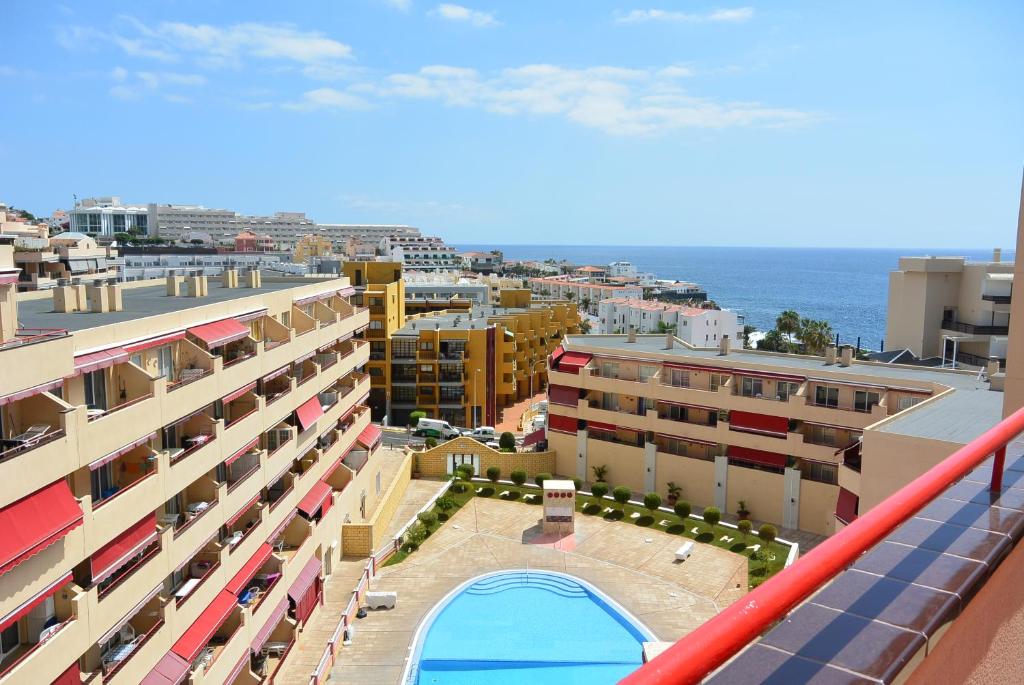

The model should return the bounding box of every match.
[365,591,397,610]
[675,541,694,561]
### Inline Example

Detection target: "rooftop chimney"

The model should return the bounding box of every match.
[719,335,731,356]
[840,345,854,367]
[627,326,636,343]
[664,331,674,350]
[166,272,183,296]
[826,344,837,365]
[993,248,1002,263]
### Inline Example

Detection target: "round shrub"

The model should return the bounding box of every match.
[510,469,527,486]
[435,495,456,515]
[486,466,501,483]
[535,472,552,487]
[424,437,438,448]
[643,492,662,512]
[591,482,609,499]
[409,410,426,428]
[673,500,691,520]
[737,519,752,538]
[499,431,516,450]
[417,511,438,527]
[702,506,721,528]
[758,523,778,547]
[612,486,631,505]
[572,478,582,492]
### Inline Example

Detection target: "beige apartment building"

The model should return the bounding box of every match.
[886,250,1013,368]
[0,240,394,685]
[546,332,1001,537]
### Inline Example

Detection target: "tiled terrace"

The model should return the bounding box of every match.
[326,496,747,684]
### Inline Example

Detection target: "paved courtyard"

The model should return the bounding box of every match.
[327,496,748,684]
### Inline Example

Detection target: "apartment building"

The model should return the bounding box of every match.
[529,276,644,315]
[377,236,459,272]
[597,298,743,344]
[341,261,406,422]
[291,235,333,264]
[546,332,1001,537]
[117,250,287,283]
[69,198,150,236]
[458,251,502,274]
[11,232,120,291]
[389,295,581,428]
[886,250,1013,368]
[0,246,396,685]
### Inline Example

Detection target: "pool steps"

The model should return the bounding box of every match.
[465,573,589,598]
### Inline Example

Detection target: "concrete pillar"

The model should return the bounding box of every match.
[71,284,87,309]
[988,357,1002,379]
[246,270,261,288]
[86,284,109,312]
[575,429,588,482]
[840,345,854,367]
[719,335,731,355]
[199,274,209,296]
[714,455,728,511]
[52,286,78,313]
[106,284,123,311]
[643,441,656,493]
[783,467,801,530]
[186,276,203,298]
[221,269,238,288]
[166,274,182,296]
[664,331,674,349]
[627,326,636,343]
[826,344,838,364]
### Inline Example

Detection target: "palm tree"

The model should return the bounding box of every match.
[742,324,756,349]
[776,310,801,350]
[799,318,834,356]
[580,296,592,313]
[758,329,786,352]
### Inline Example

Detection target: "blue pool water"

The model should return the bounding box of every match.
[410,571,652,684]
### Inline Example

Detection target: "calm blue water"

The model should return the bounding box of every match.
[413,571,650,684]
[456,245,1011,351]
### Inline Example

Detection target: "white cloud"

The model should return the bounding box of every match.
[431,4,500,27]
[108,69,206,101]
[111,66,128,81]
[615,7,754,24]
[283,87,373,111]
[357,62,815,136]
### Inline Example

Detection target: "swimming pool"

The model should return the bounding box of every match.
[405,570,653,684]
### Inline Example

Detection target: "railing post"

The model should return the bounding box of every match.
[991,446,1006,491]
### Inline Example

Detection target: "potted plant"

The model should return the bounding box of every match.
[591,464,608,482]
[666,481,682,505]
[737,500,751,521]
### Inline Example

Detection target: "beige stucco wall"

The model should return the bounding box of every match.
[342,450,413,556]
[1004,174,1024,417]
[859,429,962,512]
[415,436,556,479]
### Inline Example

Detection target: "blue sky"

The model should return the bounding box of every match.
[1,1,1021,247]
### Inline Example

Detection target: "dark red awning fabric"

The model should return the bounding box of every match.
[268,509,298,542]
[0,480,83,577]
[251,597,289,653]
[547,413,578,434]
[297,482,332,518]
[262,365,290,383]
[550,345,565,366]
[226,543,273,595]
[123,331,186,354]
[356,424,382,450]
[288,555,322,624]
[836,488,859,524]
[586,421,616,432]
[140,652,190,685]
[295,396,324,431]
[557,351,592,373]
[729,411,789,437]
[224,652,249,684]
[51,661,81,685]
[223,382,257,405]
[726,446,787,468]
[0,378,65,406]
[522,428,545,446]
[88,432,157,471]
[171,590,238,662]
[74,348,129,375]
[548,385,579,406]
[226,496,260,528]
[225,439,260,467]
[91,513,158,584]
[187,318,250,348]
[0,571,71,632]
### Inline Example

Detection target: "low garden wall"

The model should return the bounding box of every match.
[413,436,556,479]
[342,450,414,556]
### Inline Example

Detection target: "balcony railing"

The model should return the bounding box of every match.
[940,319,1009,335]
[981,293,1011,303]
[0,327,67,351]
[0,616,74,678]
[621,404,1024,685]
[956,351,1006,369]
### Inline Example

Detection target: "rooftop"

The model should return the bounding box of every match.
[395,306,538,334]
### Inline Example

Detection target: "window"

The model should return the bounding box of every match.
[740,377,763,397]
[84,369,107,410]
[854,391,880,412]
[369,367,383,377]
[369,320,383,330]
[898,396,924,411]
[91,462,116,501]
[806,424,837,446]
[1,623,19,656]
[815,385,839,408]
[667,369,689,387]
[802,461,838,485]
[710,373,727,392]
[420,341,434,350]
[601,393,620,411]
[157,345,174,381]
[638,365,657,382]
[601,361,619,378]
[777,382,799,401]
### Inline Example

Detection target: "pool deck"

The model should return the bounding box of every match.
[326,495,748,684]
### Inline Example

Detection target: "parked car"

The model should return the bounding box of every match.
[414,418,461,440]
[462,426,498,442]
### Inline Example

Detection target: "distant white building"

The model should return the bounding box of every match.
[598,297,743,346]
[379,235,460,272]
[528,276,643,314]
[70,196,150,235]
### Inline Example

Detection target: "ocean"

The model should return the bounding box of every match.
[454,245,1012,351]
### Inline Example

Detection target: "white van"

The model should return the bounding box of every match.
[463,426,498,443]
[414,418,461,440]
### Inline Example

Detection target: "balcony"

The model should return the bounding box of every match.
[0,327,72,398]
[981,293,1011,303]
[87,444,160,542]
[97,592,164,681]
[170,541,222,608]
[957,350,1006,369]
[0,576,82,682]
[269,514,312,564]
[0,391,75,507]
[940,318,1009,335]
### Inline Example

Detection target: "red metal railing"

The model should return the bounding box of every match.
[622,404,1024,685]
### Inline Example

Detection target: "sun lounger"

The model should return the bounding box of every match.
[720,535,734,543]
[365,591,397,610]
[675,542,694,561]
[499,490,509,497]
[629,512,640,519]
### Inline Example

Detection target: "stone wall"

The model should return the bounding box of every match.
[342,450,413,556]
[414,436,556,479]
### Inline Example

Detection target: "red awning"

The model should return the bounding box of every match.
[726,446,787,469]
[296,396,324,431]
[226,543,273,595]
[91,513,158,584]
[0,480,83,576]
[836,488,859,524]
[141,652,190,685]
[522,428,545,447]
[187,318,250,348]
[729,411,789,437]
[0,571,71,633]
[224,652,249,684]
[252,597,289,653]
[297,481,332,518]
[550,345,565,366]
[235,309,267,323]
[226,496,260,528]
[223,382,256,404]
[225,439,260,467]
[88,432,157,471]
[547,413,578,434]
[557,351,593,373]
[0,378,64,406]
[548,385,579,406]
[586,420,616,432]
[288,555,322,604]
[52,662,81,685]
[123,331,186,354]
[74,348,129,375]
[262,366,290,383]
[171,590,238,662]
[356,424,382,450]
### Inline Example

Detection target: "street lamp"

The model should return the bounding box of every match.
[474,369,482,429]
